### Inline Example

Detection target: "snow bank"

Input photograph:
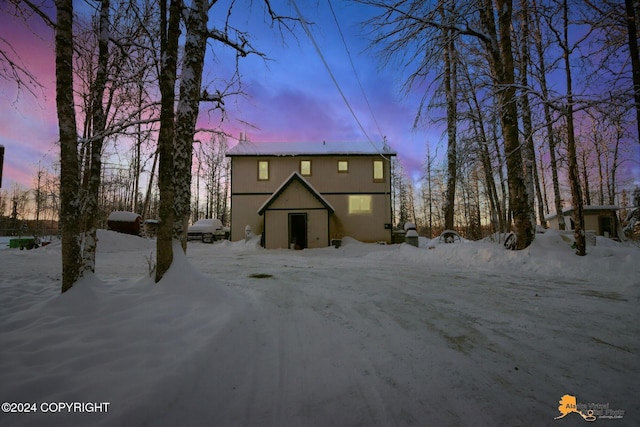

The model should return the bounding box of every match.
[97,229,154,253]
[360,229,638,287]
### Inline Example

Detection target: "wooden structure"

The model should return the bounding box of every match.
[107,211,142,235]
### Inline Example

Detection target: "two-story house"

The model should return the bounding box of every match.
[226,141,396,249]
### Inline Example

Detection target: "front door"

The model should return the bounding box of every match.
[599,216,614,237]
[289,213,307,249]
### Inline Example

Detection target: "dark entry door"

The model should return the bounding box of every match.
[289,213,307,249]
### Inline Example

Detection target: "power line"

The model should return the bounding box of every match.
[326,0,384,142]
[289,0,389,158]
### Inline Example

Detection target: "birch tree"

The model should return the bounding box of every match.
[157,0,294,278]
[173,0,209,252]
[55,0,82,292]
[155,0,181,282]
[80,0,110,274]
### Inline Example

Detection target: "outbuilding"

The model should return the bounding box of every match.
[545,205,619,238]
[107,211,142,236]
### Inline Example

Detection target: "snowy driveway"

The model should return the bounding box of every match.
[181,240,638,426]
[1,232,638,426]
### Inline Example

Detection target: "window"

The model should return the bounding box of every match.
[300,160,311,176]
[258,160,269,181]
[348,195,372,214]
[373,160,384,182]
[337,160,349,173]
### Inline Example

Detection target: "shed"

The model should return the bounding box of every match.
[545,205,619,237]
[107,211,142,235]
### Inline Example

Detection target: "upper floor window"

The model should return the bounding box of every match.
[337,160,349,173]
[300,160,312,176]
[373,159,384,182]
[258,160,269,181]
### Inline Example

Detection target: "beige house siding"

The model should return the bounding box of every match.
[267,179,326,210]
[228,145,394,248]
[264,209,329,249]
[324,194,391,242]
[230,194,268,236]
[231,156,390,194]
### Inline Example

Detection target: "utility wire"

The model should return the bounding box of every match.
[289,0,390,159]
[327,0,384,142]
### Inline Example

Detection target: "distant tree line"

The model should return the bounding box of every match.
[2,0,638,292]
[364,0,639,252]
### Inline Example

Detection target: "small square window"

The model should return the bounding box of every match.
[338,160,349,173]
[258,160,269,181]
[373,160,384,181]
[300,160,311,176]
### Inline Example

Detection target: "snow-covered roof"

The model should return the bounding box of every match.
[257,171,335,215]
[107,211,141,222]
[227,141,396,157]
[544,205,619,220]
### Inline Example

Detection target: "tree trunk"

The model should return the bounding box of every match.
[173,0,209,252]
[625,0,640,144]
[517,0,538,230]
[609,117,622,205]
[562,0,586,256]
[490,118,508,232]
[55,0,82,293]
[481,0,535,249]
[460,60,502,234]
[581,150,592,206]
[155,0,181,282]
[82,0,110,275]
[532,0,565,230]
[442,13,457,231]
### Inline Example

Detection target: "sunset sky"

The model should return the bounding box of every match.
[0,0,437,192]
[1,1,638,197]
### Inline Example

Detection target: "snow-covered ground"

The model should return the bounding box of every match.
[0,230,638,426]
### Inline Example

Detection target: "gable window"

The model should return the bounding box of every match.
[373,159,384,182]
[258,160,269,181]
[348,195,372,214]
[337,160,349,173]
[300,160,312,176]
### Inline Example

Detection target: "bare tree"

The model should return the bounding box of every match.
[515,0,544,229]
[155,0,182,282]
[360,0,535,248]
[173,0,210,252]
[584,0,640,145]
[530,0,566,230]
[80,0,110,274]
[625,0,640,144]
[545,0,587,255]
[55,0,82,292]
